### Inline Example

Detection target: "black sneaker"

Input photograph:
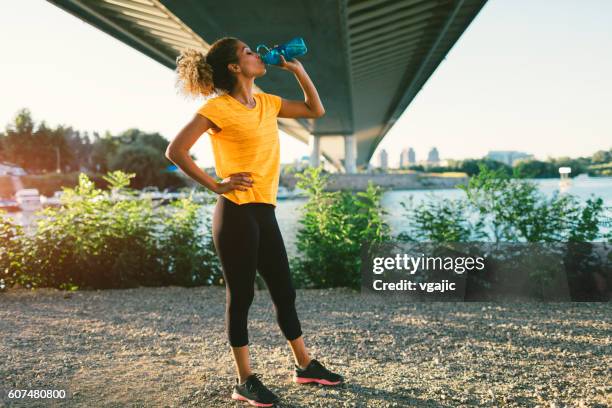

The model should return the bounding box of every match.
[293,358,344,386]
[231,373,280,407]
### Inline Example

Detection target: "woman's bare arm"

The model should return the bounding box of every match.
[276,55,325,119]
[165,114,221,193]
[166,114,254,194]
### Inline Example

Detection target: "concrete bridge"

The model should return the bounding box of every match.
[48,0,488,172]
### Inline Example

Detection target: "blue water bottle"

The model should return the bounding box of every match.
[256,37,307,65]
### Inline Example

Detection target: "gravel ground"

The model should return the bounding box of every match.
[0,286,610,408]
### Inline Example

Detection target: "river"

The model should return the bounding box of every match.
[3,175,610,258]
[272,175,612,256]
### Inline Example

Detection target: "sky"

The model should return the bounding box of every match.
[0,0,610,168]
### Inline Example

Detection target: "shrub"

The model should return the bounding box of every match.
[397,163,612,299]
[0,212,26,290]
[2,170,220,290]
[397,195,487,242]
[156,194,222,286]
[290,166,392,289]
[457,164,611,242]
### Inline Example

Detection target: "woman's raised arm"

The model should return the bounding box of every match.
[276,55,325,119]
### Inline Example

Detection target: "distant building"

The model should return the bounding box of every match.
[486,151,533,166]
[399,147,417,168]
[427,147,440,165]
[379,149,388,169]
[400,148,409,168]
[408,148,416,165]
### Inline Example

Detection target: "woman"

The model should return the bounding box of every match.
[166,37,344,407]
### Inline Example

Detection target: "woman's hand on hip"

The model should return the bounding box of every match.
[214,172,254,194]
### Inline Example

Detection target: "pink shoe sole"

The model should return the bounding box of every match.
[293,376,342,386]
[231,392,275,407]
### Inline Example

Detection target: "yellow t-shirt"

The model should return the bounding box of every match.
[197,92,282,207]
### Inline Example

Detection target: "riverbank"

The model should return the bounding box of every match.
[1,286,610,407]
[280,172,469,191]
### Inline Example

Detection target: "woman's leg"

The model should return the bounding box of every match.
[254,204,311,368]
[287,336,312,369]
[212,196,259,383]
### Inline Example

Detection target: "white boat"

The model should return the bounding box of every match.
[162,191,184,201]
[40,190,64,207]
[558,166,572,192]
[15,188,42,211]
[140,186,166,201]
[277,186,292,199]
[291,186,307,198]
[0,198,20,212]
[276,186,307,200]
[0,162,27,176]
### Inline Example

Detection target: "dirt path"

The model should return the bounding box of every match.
[1,286,610,407]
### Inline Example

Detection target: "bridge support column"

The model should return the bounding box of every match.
[309,134,321,168]
[344,134,357,174]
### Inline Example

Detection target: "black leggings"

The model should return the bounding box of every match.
[212,195,303,347]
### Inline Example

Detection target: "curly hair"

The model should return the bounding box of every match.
[174,37,241,99]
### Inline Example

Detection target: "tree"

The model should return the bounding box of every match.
[108,144,168,189]
[592,149,611,164]
[64,128,93,171]
[116,128,170,156]
[1,108,37,170]
[90,131,119,173]
[460,158,512,177]
[1,109,77,174]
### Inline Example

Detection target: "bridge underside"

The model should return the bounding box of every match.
[48,0,487,172]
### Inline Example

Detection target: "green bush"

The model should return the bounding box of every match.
[157,193,222,287]
[399,164,611,243]
[457,164,611,242]
[0,212,26,290]
[397,163,612,299]
[397,195,487,242]
[290,166,392,289]
[1,170,220,290]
